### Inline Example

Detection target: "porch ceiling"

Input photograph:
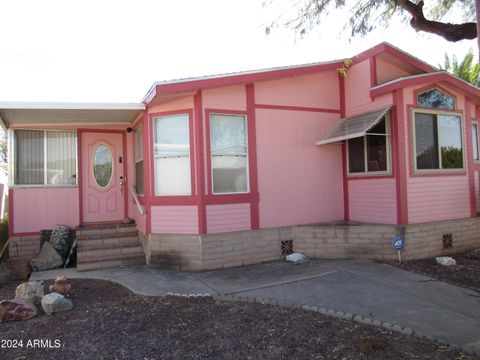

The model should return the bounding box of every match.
[0,102,145,128]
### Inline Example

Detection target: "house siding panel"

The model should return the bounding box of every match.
[348,178,397,224]
[254,72,340,109]
[150,205,198,234]
[475,171,480,213]
[256,109,344,228]
[407,176,470,223]
[206,203,251,233]
[13,188,79,233]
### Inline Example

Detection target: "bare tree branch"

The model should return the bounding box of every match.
[398,0,477,41]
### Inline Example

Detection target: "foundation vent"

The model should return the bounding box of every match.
[442,233,453,248]
[281,240,293,255]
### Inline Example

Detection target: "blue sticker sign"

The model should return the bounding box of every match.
[392,234,404,251]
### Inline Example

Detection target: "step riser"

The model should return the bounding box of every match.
[77,237,141,250]
[77,256,145,272]
[76,225,137,237]
[77,231,139,241]
[76,224,145,271]
[78,248,144,261]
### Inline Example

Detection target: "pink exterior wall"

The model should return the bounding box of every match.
[345,60,393,116]
[376,57,411,85]
[475,171,480,212]
[255,72,340,109]
[403,85,472,223]
[203,85,246,111]
[148,96,194,114]
[256,109,343,228]
[12,188,79,233]
[150,205,198,234]
[348,179,397,224]
[206,203,251,233]
[407,176,471,223]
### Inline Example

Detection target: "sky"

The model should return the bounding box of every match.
[0,0,477,103]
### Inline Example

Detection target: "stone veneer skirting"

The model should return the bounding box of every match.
[9,217,480,271]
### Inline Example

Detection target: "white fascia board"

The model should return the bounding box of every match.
[0,102,145,110]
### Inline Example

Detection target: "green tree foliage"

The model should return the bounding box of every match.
[264,0,477,43]
[441,49,480,86]
[441,146,463,168]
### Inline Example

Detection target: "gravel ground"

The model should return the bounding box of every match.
[0,278,477,360]
[0,279,480,360]
[391,250,480,291]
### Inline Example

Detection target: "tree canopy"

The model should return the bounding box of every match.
[265,0,477,43]
[440,49,480,86]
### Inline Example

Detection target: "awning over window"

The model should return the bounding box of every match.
[315,106,392,145]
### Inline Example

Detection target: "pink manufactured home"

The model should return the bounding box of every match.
[4,42,480,271]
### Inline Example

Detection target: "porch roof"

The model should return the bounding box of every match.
[0,102,145,129]
[315,106,392,145]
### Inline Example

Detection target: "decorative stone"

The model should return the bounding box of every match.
[0,299,38,322]
[48,277,72,297]
[30,242,63,272]
[48,225,72,260]
[41,293,73,315]
[436,256,456,266]
[466,249,480,260]
[15,281,44,305]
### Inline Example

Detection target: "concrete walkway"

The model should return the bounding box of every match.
[31,259,480,354]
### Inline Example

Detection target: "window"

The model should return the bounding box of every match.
[347,116,390,174]
[153,114,191,196]
[134,123,144,194]
[413,112,463,170]
[14,130,77,186]
[210,114,249,194]
[417,88,455,110]
[472,122,479,161]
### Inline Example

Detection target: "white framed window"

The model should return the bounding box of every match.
[412,110,464,171]
[13,129,77,186]
[472,122,479,162]
[210,113,249,194]
[153,114,191,196]
[134,123,144,195]
[347,115,391,175]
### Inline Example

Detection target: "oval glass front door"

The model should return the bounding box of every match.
[93,144,113,187]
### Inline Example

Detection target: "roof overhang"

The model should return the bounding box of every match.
[142,60,345,105]
[370,72,480,102]
[0,102,145,128]
[316,106,392,145]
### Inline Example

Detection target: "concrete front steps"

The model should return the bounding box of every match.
[76,223,145,271]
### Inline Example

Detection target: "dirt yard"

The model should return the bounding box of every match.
[392,250,480,291]
[0,278,476,360]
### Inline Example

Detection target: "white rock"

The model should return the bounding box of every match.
[286,252,306,263]
[15,281,44,305]
[436,256,456,266]
[41,292,73,315]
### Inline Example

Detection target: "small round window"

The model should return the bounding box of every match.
[93,144,113,187]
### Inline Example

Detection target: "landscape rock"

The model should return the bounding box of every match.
[30,242,63,272]
[0,299,38,322]
[286,253,307,264]
[465,248,480,260]
[41,292,73,315]
[48,225,72,260]
[435,256,456,266]
[48,276,72,296]
[15,281,44,304]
